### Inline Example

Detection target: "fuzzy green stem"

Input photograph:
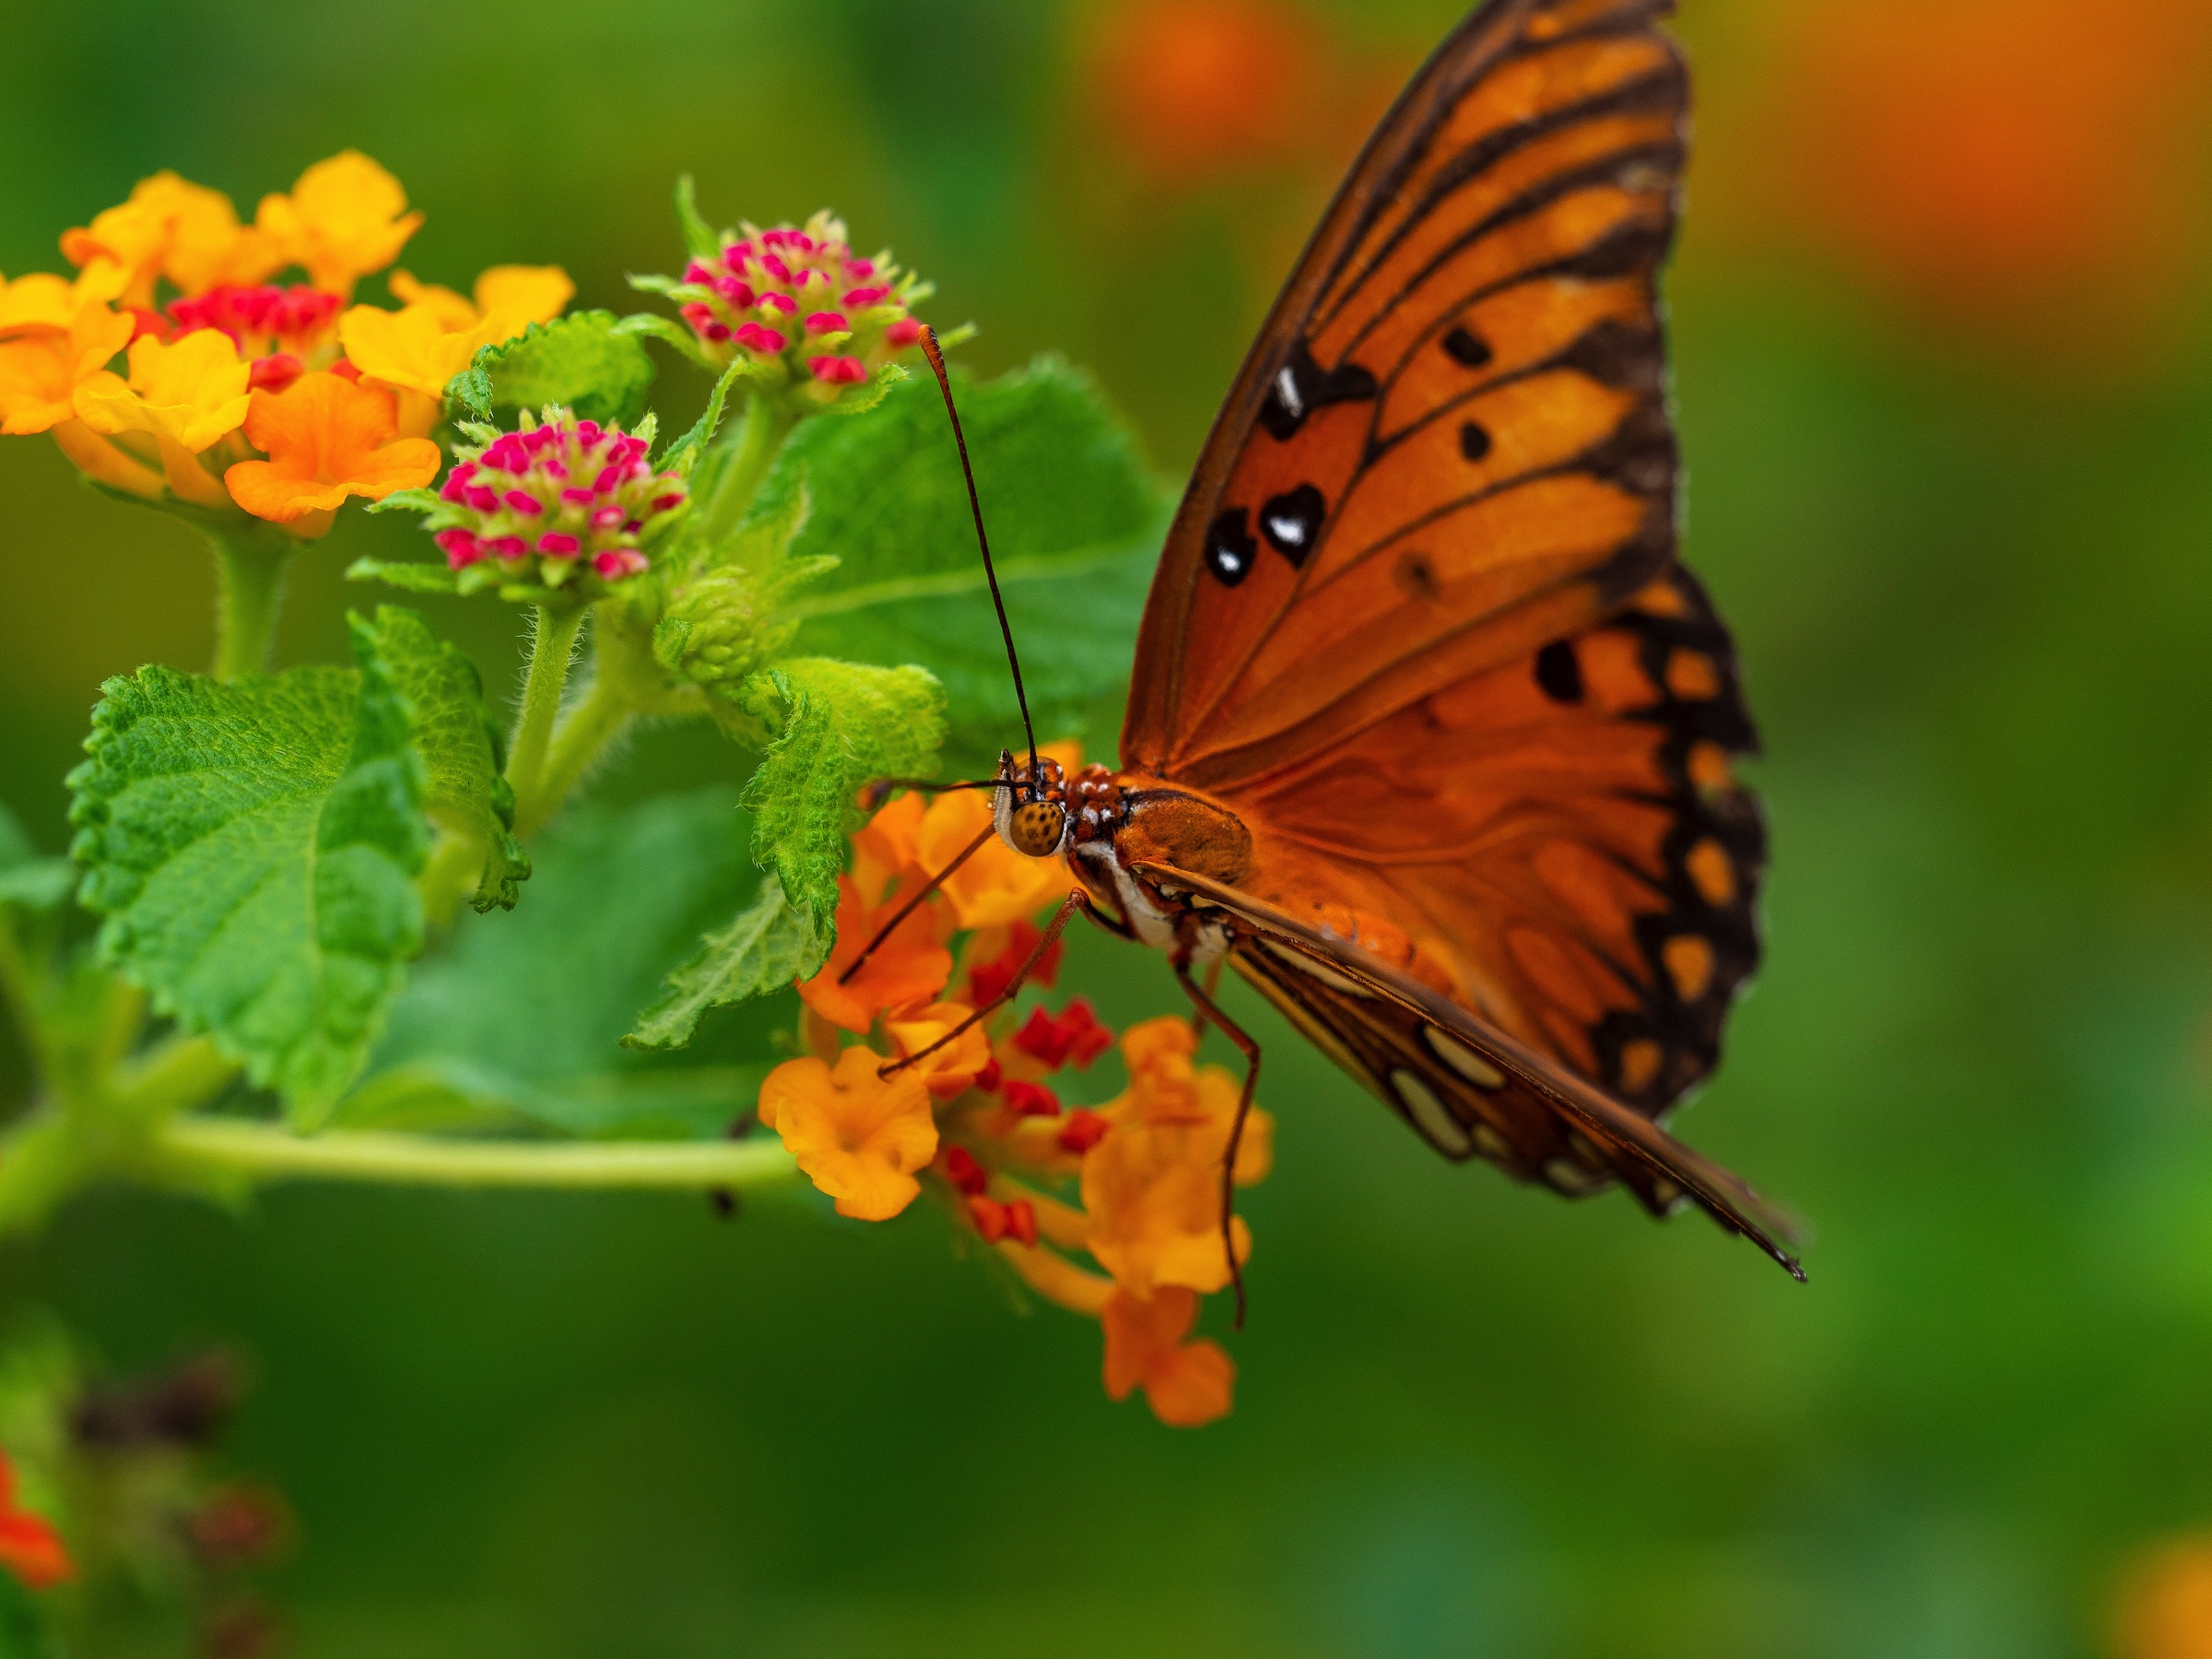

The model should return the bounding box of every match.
[506,603,587,808]
[212,533,295,681]
[151,1117,798,1192]
[111,1034,238,1124]
[704,394,798,544]
[518,677,634,841]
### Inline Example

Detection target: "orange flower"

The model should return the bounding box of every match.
[797,874,952,1033]
[389,265,575,335]
[1754,0,2212,345]
[0,300,133,434]
[0,1451,70,1592]
[1090,0,1326,184]
[255,152,422,297]
[1100,1287,1234,1428]
[221,371,441,535]
[852,788,926,902]
[2118,1535,2212,1659]
[0,268,124,338]
[62,170,278,306]
[759,1045,938,1220]
[1081,1016,1272,1297]
[886,1000,994,1100]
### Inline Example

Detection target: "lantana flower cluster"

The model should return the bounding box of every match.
[418,410,687,594]
[652,209,925,401]
[761,746,1275,1428]
[0,152,571,537]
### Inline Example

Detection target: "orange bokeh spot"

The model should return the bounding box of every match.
[1761,0,2212,346]
[1090,0,1326,183]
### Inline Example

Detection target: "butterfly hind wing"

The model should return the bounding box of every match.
[1134,859,1804,1279]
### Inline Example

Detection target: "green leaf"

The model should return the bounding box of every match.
[447,310,659,429]
[673,173,721,260]
[67,641,431,1124]
[625,875,826,1051]
[345,556,461,596]
[755,357,1170,770]
[364,788,785,1138]
[613,310,716,371]
[739,658,946,922]
[357,606,528,912]
[658,356,750,479]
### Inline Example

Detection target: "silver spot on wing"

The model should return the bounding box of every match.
[1422,1025,1504,1088]
[1543,1156,1608,1195]
[1389,1067,1471,1157]
[1261,939,1376,998]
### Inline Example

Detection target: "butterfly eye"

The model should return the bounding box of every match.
[1007,800,1067,858]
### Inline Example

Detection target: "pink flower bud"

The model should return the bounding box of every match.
[590,505,626,530]
[503,490,545,516]
[806,311,848,335]
[680,301,717,333]
[249,353,303,392]
[591,465,622,494]
[723,241,754,263]
[465,485,501,512]
[715,276,756,307]
[757,292,797,316]
[434,528,483,569]
[485,535,529,559]
[733,323,787,354]
[886,318,923,347]
[683,260,716,284]
[560,488,596,506]
[807,355,867,385]
[651,492,686,512]
[846,258,876,278]
[594,548,649,579]
[536,533,581,557]
[759,253,792,284]
[704,322,732,342]
[575,420,602,445]
[841,286,887,307]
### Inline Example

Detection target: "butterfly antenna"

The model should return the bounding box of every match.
[920,325,1040,786]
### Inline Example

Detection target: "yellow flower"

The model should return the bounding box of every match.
[221,371,441,535]
[914,740,1082,928]
[341,269,570,434]
[389,265,574,334]
[0,302,134,434]
[61,171,277,306]
[75,330,252,452]
[0,269,127,338]
[255,152,422,297]
[1080,1017,1273,1297]
[1100,1288,1235,1428]
[759,1046,938,1220]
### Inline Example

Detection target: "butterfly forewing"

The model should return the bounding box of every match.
[1124,0,1689,786]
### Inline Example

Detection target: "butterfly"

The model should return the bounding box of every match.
[896,0,1801,1296]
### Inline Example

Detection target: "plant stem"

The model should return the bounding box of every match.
[519,675,633,841]
[151,1116,798,1193]
[704,394,797,545]
[506,603,587,808]
[212,531,295,680]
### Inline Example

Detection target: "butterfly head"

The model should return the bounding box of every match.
[994,749,1073,859]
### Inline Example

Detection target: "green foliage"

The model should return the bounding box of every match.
[363,789,779,1139]
[738,658,945,922]
[66,634,434,1123]
[446,311,659,429]
[760,358,1168,768]
[0,805,72,914]
[625,875,825,1052]
[360,607,528,912]
[671,173,721,261]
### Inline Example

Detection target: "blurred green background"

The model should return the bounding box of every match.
[8,0,2212,1653]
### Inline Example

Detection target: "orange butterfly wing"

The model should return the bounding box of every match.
[1122,0,1771,1200]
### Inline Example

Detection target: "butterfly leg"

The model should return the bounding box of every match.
[1189,956,1224,1041]
[878,887,1099,1077]
[1171,938,1259,1331]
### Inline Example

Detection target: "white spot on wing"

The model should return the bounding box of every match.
[1423,1026,1504,1088]
[1390,1067,1471,1157]
[1544,1156,1608,1195]
[1265,513,1305,547]
[1275,364,1303,416]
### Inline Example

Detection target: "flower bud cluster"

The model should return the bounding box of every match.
[665,210,925,398]
[425,411,685,593]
